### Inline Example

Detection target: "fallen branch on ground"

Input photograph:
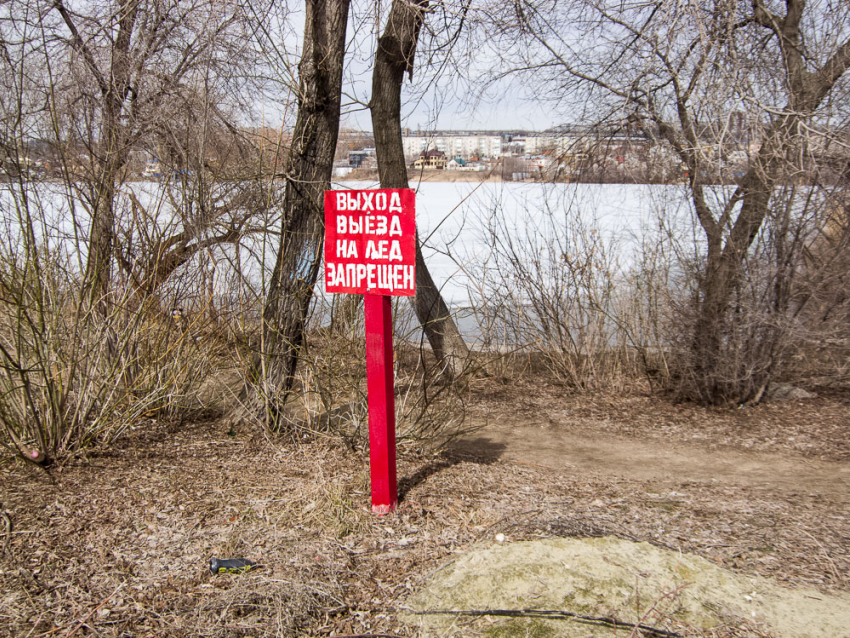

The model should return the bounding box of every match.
[1,506,10,556]
[630,584,690,638]
[414,608,682,637]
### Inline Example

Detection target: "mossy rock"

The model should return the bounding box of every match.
[403,537,850,637]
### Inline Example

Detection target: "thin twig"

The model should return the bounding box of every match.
[415,609,682,637]
[629,583,690,638]
[0,507,11,556]
[39,583,124,638]
[799,528,844,585]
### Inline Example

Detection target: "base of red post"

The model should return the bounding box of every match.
[364,294,398,514]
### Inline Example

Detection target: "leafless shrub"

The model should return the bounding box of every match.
[228,290,473,452]
[392,342,474,452]
[481,0,850,404]
[665,185,850,403]
[460,179,850,402]
[467,192,670,392]
[763,187,850,388]
[0,184,220,464]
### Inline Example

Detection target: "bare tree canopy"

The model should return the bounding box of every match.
[484,0,850,403]
[0,0,256,306]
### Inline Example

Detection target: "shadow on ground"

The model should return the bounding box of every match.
[399,438,506,502]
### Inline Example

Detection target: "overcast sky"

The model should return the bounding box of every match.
[338,69,560,133]
[264,1,561,134]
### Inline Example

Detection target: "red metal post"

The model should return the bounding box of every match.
[364,293,398,514]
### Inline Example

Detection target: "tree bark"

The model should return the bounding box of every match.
[370,0,469,377]
[262,0,351,404]
[685,0,850,402]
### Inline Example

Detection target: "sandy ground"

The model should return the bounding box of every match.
[407,537,850,637]
[454,410,850,505]
[1,376,848,636]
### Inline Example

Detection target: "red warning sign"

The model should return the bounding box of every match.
[324,188,416,296]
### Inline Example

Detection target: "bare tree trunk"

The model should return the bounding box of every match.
[85,172,118,310]
[684,0,850,401]
[688,128,786,402]
[370,0,469,377]
[262,0,350,404]
[53,0,139,310]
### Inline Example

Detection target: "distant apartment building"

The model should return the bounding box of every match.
[512,136,548,155]
[392,121,796,182]
[402,129,597,161]
[398,126,670,178]
[348,147,376,169]
[403,132,502,161]
[400,129,601,160]
[402,135,428,158]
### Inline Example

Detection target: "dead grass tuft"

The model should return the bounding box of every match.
[1,380,848,636]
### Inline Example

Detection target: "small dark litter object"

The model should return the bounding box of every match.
[209,557,259,574]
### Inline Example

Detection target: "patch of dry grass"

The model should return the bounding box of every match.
[1,382,848,636]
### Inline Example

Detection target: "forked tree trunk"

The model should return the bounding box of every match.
[53,0,139,311]
[686,1,850,402]
[262,0,350,404]
[689,138,782,404]
[370,0,469,377]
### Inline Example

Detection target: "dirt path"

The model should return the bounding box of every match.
[454,382,850,504]
[455,424,850,503]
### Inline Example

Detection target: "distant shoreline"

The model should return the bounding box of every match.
[337,168,691,185]
[339,169,508,183]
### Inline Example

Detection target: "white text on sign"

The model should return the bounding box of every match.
[324,188,416,297]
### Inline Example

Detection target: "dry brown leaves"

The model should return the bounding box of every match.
[0,381,848,637]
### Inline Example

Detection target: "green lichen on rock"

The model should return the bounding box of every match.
[485,619,558,638]
[404,537,850,637]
